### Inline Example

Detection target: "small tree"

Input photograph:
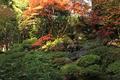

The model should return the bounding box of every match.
[19,0,90,38]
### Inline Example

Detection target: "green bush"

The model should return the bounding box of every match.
[22,51,63,80]
[106,60,120,74]
[100,47,120,68]
[81,40,103,50]
[87,46,109,56]
[87,46,120,59]
[76,54,101,67]
[0,51,69,80]
[22,38,37,45]
[86,46,120,68]
[61,64,84,80]
[52,57,72,68]
[8,43,24,53]
[106,61,120,80]
[82,64,104,80]
[85,64,101,75]
[61,63,103,80]
[8,38,37,53]
[22,38,37,50]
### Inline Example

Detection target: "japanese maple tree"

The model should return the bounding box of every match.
[23,0,90,17]
[90,0,120,40]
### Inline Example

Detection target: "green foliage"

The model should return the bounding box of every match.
[42,38,64,51]
[82,64,104,80]
[0,5,20,50]
[84,64,102,75]
[0,41,120,80]
[101,47,120,67]
[22,38,37,45]
[0,51,69,80]
[8,43,24,53]
[61,64,84,80]
[81,40,103,49]
[0,0,10,5]
[87,46,120,68]
[12,0,28,10]
[8,38,37,53]
[12,0,28,19]
[106,60,120,74]
[87,46,109,56]
[22,51,64,80]
[106,60,120,80]
[76,54,101,67]
[0,18,19,43]
[52,57,72,68]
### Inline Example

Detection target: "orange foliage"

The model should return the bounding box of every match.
[29,0,40,8]
[23,0,90,17]
[32,33,52,48]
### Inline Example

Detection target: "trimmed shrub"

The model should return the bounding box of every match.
[106,61,120,80]
[52,57,72,68]
[106,60,120,74]
[76,54,101,67]
[85,64,102,75]
[61,64,84,80]
[83,64,103,80]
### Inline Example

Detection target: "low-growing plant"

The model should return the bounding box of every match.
[0,51,69,80]
[76,54,101,67]
[52,57,72,68]
[106,60,120,80]
[83,64,103,80]
[61,64,85,80]
[106,60,120,74]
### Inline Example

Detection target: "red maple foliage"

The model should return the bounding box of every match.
[23,0,90,17]
[90,0,120,39]
[32,33,52,48]
[97,25,114,38]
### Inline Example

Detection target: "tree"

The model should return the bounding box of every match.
[0,5,20,51]
[90,0,120,40]
[18,0,90,38]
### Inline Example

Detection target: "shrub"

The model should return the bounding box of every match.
[87,46,120,68]
[0,51,69,80]
[80,64,105,80]
[61,64,84,80]
[106,60,120,74]
[76,54,101,67]
[100,47,120,68]
[81,40,103,50]
[8,38,37,53]
[85,65,103,79]
[22,51,63,80]
[22,38,37,45]
[52,57,72,68]
[87,46,109,56]
[106,61,120,80]
[8,43,24,53]
[22,38,37,50]
[85,64,101,75]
